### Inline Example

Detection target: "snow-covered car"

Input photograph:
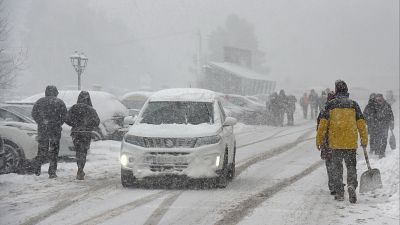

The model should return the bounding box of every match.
[0,136,4,172]
[0,104,75,173]
[218,94,266,125]
[21,90,129,140]
[120,91,154,117]
[120,88,237,188]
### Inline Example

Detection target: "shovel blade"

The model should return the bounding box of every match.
[359,168,382,193]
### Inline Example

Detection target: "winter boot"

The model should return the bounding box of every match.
[334,192,344,201]
[76,170,85,180]
[35,167,41,176]
[330,191,336,195]
[49,173,57,179]
[348,186,357,204]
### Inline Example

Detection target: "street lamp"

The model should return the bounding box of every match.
[70,51,88,90]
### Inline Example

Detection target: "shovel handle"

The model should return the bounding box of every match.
[362,146,372,170]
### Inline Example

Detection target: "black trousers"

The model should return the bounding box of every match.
[331,150,357,193]
[325,159,335,191]
[35,138,60,175]
[287,112,294,125]
[73,135,91,171]
[372,128,389,157]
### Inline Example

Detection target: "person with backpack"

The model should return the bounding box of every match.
[316,80,368,203]
[65,91,100,180]
[31,86,67,178]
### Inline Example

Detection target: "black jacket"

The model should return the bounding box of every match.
[32,86,67,140]
[65,91,100,139]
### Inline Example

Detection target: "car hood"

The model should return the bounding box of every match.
[126,123,222,138]
[0,121,37,132]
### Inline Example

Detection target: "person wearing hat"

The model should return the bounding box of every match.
[316,80,368,203]
[31,85,67,178]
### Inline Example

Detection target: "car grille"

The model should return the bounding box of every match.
[143,137,196,148]
[145,152,190,172]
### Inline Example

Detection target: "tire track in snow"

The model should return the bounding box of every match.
[143,191,182,225]
[73,190,171,225]
[236,130,315,176]
[20,177,119,225]
[215,160,323,225]
[237,126,314,149]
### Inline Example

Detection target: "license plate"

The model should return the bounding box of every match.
[144,156,186,164]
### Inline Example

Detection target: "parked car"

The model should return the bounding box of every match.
[0,104,75,173]
[218,94,266,125]
[21,90,129,140]
[120,88,237,188]
[120,91,153,117]
[0,136,5,172]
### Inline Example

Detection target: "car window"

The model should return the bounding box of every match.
[140,101,214,125]
[0,109,25,122]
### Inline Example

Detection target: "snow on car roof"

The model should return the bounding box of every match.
[120,91,154,101]
[21,90,128,120]
[149,88,217,102]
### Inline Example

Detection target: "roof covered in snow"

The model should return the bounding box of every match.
[208,62,273,81]
[149,88,217,102]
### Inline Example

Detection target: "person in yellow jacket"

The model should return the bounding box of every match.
[316,80,368,203]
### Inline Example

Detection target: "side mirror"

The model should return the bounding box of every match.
[223,117,237,127]
[123,116,136,126]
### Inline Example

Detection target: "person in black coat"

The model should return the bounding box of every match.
[65,91,100,180]
[373,94,394,158]
[363,93,378,154]
[286,95,297,126]
[31,85,67,178]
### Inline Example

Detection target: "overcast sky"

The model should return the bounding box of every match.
[6,0,399,97]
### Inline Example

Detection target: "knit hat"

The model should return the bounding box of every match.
[335,80,348,94]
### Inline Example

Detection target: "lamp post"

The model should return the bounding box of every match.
[70,51,88,90]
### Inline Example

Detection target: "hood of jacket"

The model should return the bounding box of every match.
[45,85,59,97]
[77,91,93,106]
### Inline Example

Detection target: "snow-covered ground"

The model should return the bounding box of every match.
[0,109,398,225]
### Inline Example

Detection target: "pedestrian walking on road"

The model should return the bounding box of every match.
[286,95,297,126]
[309,89,319,119]
[277,90,287,126]
[363,93,378,154]
[65,91,100,180]
[300,93,309,119]
[372,94,394,158]
[317,91,336,195]
[316,80,368,203]
[31,85,67,178]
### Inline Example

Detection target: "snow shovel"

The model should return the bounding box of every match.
[359,147,382,193]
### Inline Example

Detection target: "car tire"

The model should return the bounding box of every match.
[3,141,23,174]
[228,144,236,181]
[216,150,229,188]
[121,168,136,187]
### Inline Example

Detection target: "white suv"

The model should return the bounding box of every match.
[120,88,237,188]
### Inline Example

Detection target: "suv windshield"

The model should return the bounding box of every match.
[140,101,214,125]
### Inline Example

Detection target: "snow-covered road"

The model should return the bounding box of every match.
[0,118,398,225]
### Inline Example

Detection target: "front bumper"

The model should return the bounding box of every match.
[120,140,225,179]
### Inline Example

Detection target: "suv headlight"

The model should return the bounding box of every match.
[124,135,145,147]
[194,135,221,147]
